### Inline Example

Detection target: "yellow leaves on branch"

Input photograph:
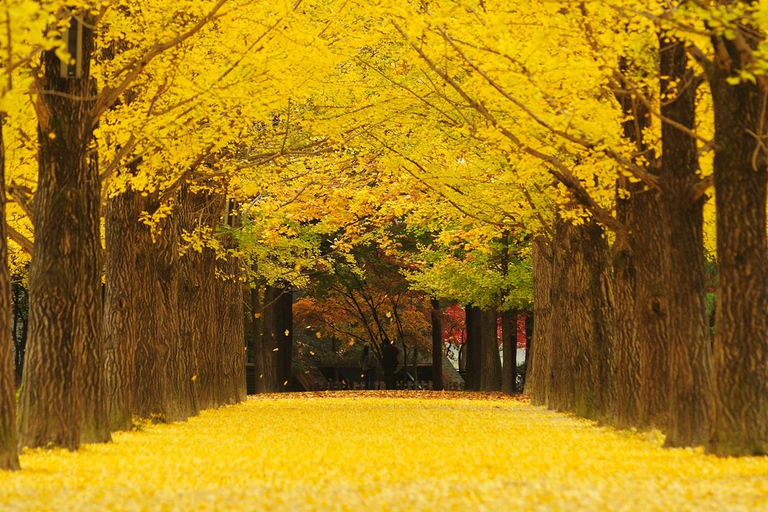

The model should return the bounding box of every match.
[1,393,767,511]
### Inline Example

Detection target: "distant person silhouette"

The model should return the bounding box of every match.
[381,339,400,390]
[360,342,377,390]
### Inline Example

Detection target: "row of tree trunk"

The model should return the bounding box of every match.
[525,33,768,456]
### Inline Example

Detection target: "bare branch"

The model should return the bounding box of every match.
[6,222,32,254]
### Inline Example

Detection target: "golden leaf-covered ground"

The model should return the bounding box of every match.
[1,392,767,511]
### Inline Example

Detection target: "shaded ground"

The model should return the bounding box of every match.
[1,391,767,511]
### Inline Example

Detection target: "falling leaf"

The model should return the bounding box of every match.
[285,329,290,336]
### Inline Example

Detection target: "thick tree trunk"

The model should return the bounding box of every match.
[177,187,224,410]
[709,33,768,456]
[614,56,670,431]
[548,218,616,420]
[658,35,711,447]
[104,187,141,431]
[155,210,192,421]
[613,187,669,429]
[632,192,670,430]
[250,283,270,394]
[612,226,640,428]
[79,149,109,445]
[501,309,516,394]
[132,195,168,420]
[261,285,283,392]
[19,27,110,448]
[478,308,502,391]
[177,248,202,411]
[216,225,246,404]
[430,299,444,391]
[0,118,19,470]
[525,236,553,404]
[263,286,293,390]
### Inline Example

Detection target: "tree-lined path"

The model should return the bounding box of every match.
[1,392,766,511]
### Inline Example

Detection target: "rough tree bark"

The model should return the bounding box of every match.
[19,20,110,448]
[104,187,141,431]
[155,209,192,421]
[177,187,224,410]
[132,194,168,419]
[0,118,20,470]
[709,26,768,456]
[525,236,553,405]
[216,206,246,404]
[658,35,711,447]
[548,217,616,421]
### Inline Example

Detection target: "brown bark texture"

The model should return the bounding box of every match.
[19,29,109,448]
[155,209,193,421]
[631,190,670,430]
[0,119,20,470]
[177,187,224,410]
[658,35,712,447]
[547,218,616,420]
[216,225,246,405]
[709,29,768,456]
[613,71,668,430]
[478,308,502,391]
[525,236,553,404]
[132,194,168,419]
[501,309,516,394]
[104,187,141,431]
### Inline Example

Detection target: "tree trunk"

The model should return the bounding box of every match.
[217,222,246,404]
[548,217,616,420]
[261,285,283,392]
[19,24,110,448]
[177,187,224,410]
[525,236,553,404]
[0,117,19,470]
[464,305,481,390]
[478,308,502,391]
[632,191,670,430]
[611,226,640,428]
[658,35,711,447]
[132,195,168,420]
[612,185,669,429]
[430,298,444,391]
[104,187,141,431]
[613,55,671,431]
[271,287,293,390]
[501,309,516,394]
[155,209,192,421]
[709,31,768,456]
[250,283,270,393]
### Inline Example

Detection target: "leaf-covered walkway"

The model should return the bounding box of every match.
[1,392,766,511]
